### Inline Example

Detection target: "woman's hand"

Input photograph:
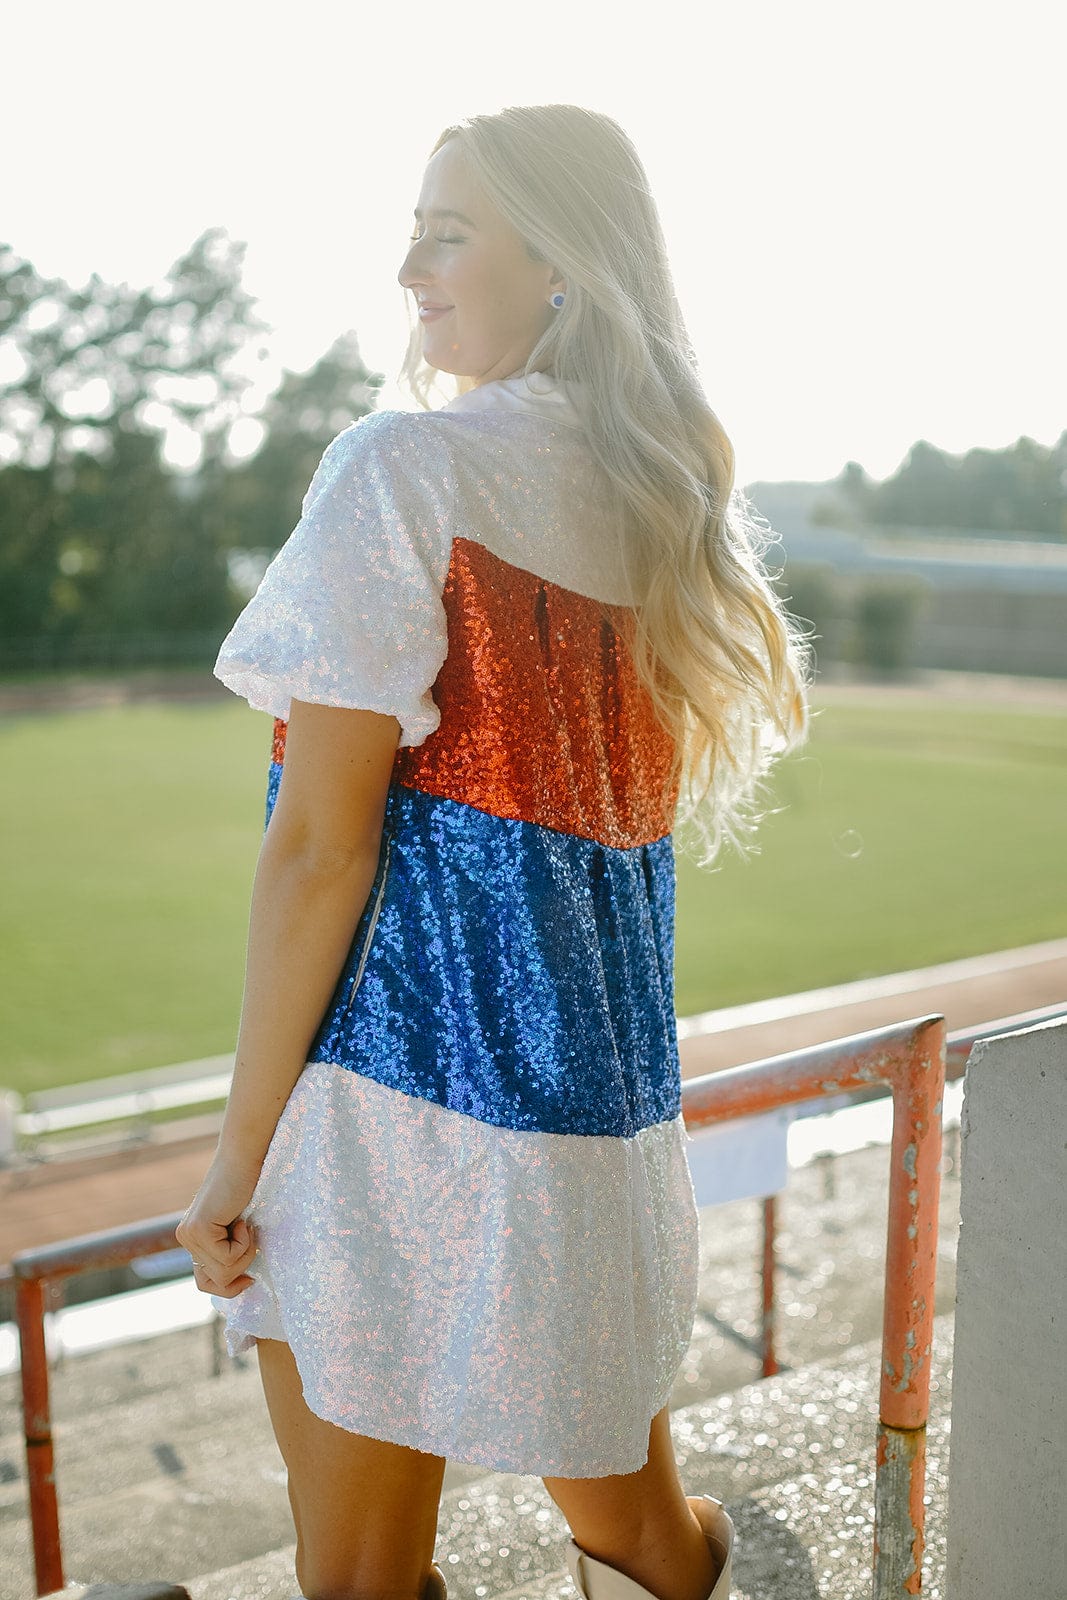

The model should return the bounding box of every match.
[177,1155,262,1299]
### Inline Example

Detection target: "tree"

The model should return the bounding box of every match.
[0,232,271,651]
[199,330,383,567]
[873,440,963,531]
[808,431,1067,542]
[0,236,388,660]
[0,231,268,472]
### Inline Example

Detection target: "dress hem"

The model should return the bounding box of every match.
[221,1315,683,1478]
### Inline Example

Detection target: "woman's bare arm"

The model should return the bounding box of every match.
[177,697,402,1295]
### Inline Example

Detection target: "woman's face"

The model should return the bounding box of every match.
[398,138,565,386]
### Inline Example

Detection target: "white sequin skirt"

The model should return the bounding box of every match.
[213,1061,701,1477]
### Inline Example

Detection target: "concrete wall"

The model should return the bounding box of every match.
[945,1018,1067,1598]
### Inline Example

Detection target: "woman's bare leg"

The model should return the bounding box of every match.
[542,1405,720,1600]
[256,1338,447,1600]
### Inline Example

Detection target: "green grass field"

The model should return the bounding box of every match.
[2,690,1065,1096]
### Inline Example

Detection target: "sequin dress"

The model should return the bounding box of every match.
[210,371,701,1478]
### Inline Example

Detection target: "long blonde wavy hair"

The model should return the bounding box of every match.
[400,104,815,868]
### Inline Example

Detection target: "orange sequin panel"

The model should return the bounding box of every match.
[272,718,287,766]
[394,539,678,849]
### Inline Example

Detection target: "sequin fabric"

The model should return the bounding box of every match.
[214,409,454,745]
[218,1064,698,1477]
[312,781,678,1137]
[395,539,678,847]
[211,372,702,1476]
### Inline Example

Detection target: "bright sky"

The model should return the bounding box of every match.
[3,0,1063,484]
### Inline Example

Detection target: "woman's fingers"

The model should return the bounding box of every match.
[200,1253,256,1290]
[191,1260,255,1298]
[176,1157,263,1294]
[191,1237,258,1287]
[229,1216,253,1250]
[183,1220,258,1294]
[216,1278,255,1298]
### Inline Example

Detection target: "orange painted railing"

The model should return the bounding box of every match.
[11,1006,1062,1598]
[688,1013,947,1595]
[752,1001,1067,1386]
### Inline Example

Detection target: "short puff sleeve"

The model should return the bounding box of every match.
[213,411,455,747]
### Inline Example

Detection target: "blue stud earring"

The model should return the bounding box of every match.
[550,292,566,309]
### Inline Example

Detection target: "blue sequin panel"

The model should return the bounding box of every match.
[265,760,283,830]
[278,777,681,1139]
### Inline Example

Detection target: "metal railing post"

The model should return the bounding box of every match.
[15,1277,63,1595]
[683,1011,948,1597]
[872,1020,946,1597]
[12,1212,183,1595]
[760,1195,778,1377]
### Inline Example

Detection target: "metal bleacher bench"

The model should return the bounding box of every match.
[11,1054,235,1159]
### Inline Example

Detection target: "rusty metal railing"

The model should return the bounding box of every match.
[686,1013,947,1596]
[752,1001,1067,1386]
[694,1003,1066,1595]
[11,1005,1063,1597]
[13,1213,184,1595]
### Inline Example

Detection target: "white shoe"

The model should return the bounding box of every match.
[564,1494,734,1599]
[425,1563,448,1599]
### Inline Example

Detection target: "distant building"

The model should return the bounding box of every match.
[744,481,1067,677]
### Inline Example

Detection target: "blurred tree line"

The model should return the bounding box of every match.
[814,434,1067,538]
[0,231,382,670]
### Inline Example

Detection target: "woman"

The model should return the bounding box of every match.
[178,104,812,1600]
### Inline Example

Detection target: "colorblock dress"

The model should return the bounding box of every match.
[210,371,701,1478]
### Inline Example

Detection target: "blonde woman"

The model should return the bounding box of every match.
[178,103,812,1600]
